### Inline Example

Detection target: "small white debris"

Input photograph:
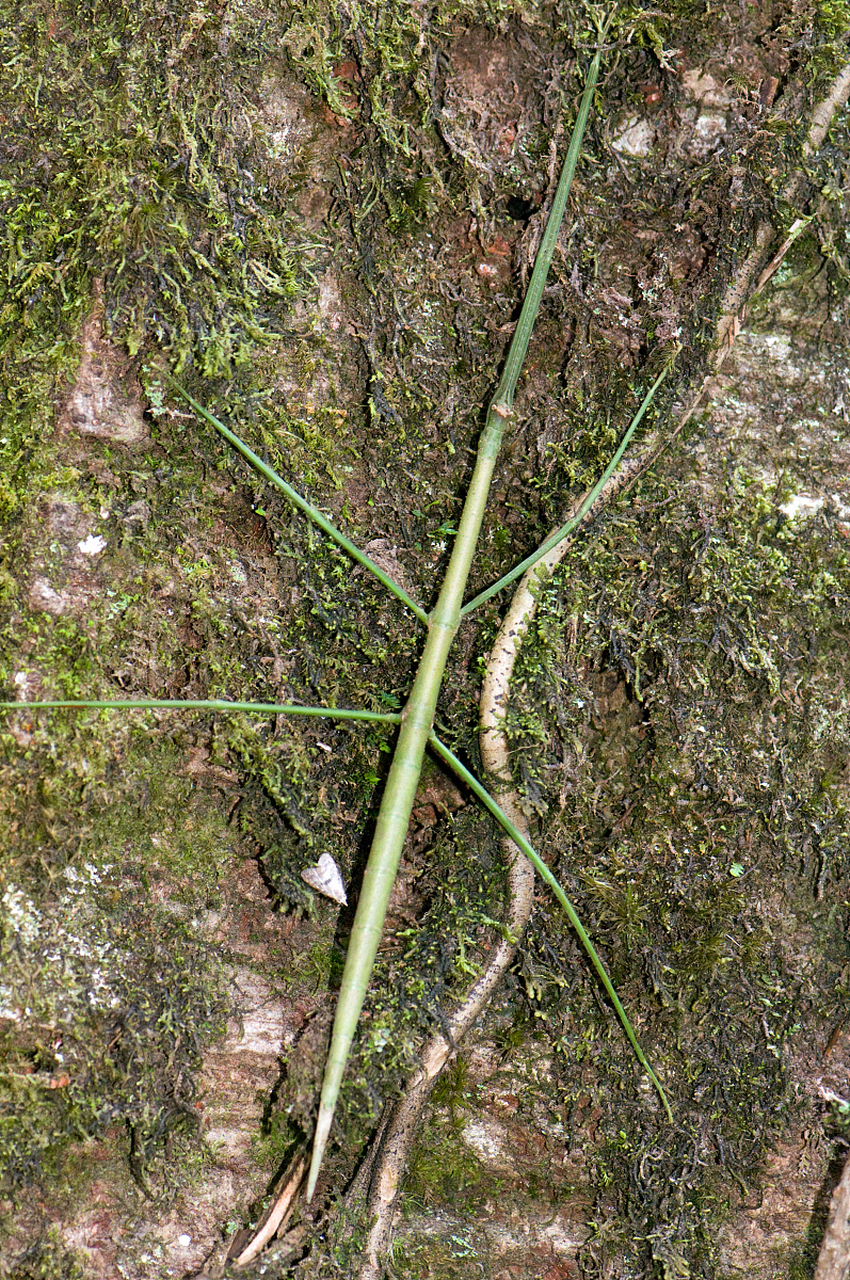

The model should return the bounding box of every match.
[177,1234,191,1248]
[301,853,348,905]
[77,534,107,556]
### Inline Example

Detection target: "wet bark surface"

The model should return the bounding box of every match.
[1,2,849,1278]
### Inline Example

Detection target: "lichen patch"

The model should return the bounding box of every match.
[57,302,148,448]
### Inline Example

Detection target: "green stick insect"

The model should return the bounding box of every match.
[2,16,672,1221]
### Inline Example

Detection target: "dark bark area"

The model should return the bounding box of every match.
[1,2,849,1278]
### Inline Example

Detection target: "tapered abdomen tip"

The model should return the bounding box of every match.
[306,1104,335,1202]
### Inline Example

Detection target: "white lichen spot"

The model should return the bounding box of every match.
[0,886,43,1018]
[460,1118,507,1165]
[691,109,728,156]
[610,115,656,158]
[680,69,734,108]
[779,492,824,521]
[1,864,124,1020]
[2,885,42,945]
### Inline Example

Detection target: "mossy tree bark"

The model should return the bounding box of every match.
[1,2,849,1278]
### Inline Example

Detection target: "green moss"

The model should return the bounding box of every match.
[0,0,848,1271]
[491,466,850,1276]
[390,1234,489,1280]
[0,863,228,1191]
[0,0,308,368]
[791,0,850,89]
[0,1229,87,1280]
[0,0,323,571]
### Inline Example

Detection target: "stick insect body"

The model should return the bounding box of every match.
[2,15,672,1224]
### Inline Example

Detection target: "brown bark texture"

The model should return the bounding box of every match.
[1,2,849,1278]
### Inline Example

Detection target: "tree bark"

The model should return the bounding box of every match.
[1,3,849,1278]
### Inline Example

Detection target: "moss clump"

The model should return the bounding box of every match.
[0,0,322,593]
[0,859,228,1192]
[0,1229,86,1280]
[402,1057,492,1213]
[493,466,850,1276]
[0,716,235,1198]
[0,0,308,375]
